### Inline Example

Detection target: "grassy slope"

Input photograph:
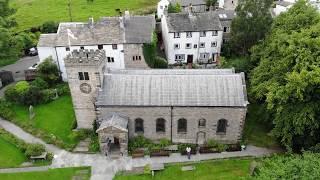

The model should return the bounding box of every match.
[114,159,252,180]
[0,167,91,180]
[10,0,158,32]
[12,95,77,146]
[0,137,26,168]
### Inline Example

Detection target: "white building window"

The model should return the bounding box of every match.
[199,42,205,48]
[212,31,218,36]
[200,53,209,60]
[174,44,180,49]
[211,41,217,47]
[186,32,192,38]
[200,31,206,37]
[185,43,192,49]
[160,5,163,9]
[175,54,185,61]
[107,57,114,63]
[224,27,230,33]
[112,44,117,49]
[66,47,70,51]
[98,45,103,50]
[194,44,198,48]
[174,32,180,38]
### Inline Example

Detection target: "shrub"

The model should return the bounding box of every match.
[15,81,30,95]
[144,164,151,174]
[168,3,182,13]
[37,57,60,86]
[154,56,168,68]
[0,98,14,119]
[0,128,27,152]
[128,135,153,152]
[178,143,197,153]
[41,89,56,103]
[31,77,49,90]
[206,139,227,152]
[25,143,45,157]
[159,138,171,148]
[55,83,70,96]
[89,133,100,152]
[4,85,18,102]
[40,21,58,33]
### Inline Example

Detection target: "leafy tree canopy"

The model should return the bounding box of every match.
[168,3,182,13]
[250,0,320,151]
[230,0,273,55]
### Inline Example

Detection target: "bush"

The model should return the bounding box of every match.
[31,77,49,90]
[128,135,153,152]
[206,139,227,152]
[41,89,56,103]
[40,21,58,33]
[24,143,45,157]
[178,143,197,153]
[37,57,60,86]
[0,98,14,119]
[15,81,30,95]
[159,138,171,148]
[55,83,70,96]
[154,56,168,68]
[4,85,18,102]
[0,128,27,152]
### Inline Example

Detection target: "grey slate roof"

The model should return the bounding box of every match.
[171,0,206,7]
[38,34,57,47]
[108,69,235,75]
[40,15,155,47]
[96,69,248,107]
[166,12,222,32]
[96,113,128,132]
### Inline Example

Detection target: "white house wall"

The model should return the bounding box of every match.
[54,44,125,81]
[38,46,58,63]
[157,0,170,18]
[164,30,223,64]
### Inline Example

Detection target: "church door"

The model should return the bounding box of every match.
[196,132,206,145]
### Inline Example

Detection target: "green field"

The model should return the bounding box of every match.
[10,0,158,32]
[114,159,252,180]
[0,167,91,180]
[12,95,77,147]
[0,137,26,168]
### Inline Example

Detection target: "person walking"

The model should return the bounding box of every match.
[186,146,191,159]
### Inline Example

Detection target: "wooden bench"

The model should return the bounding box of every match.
[150,150,170,157]
[30,152,47,162]
[131,150,144,158]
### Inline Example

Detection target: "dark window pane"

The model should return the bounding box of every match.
[198,119,206,127]
[217,119,227,133]
[178,118,187,133]
[135,118,144,133]
[66,47,70,51]
[78,72,84,80]
[112,44,117,49]
[98,45,103,50]
[80,46,84,50]
[156,118,166,132]
[84,72,89,80]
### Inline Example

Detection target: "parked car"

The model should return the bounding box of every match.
[28,47,38,56]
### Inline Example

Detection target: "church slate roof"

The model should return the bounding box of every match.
[171,0,206,6]
[108,68,235,75]
[39,15,155,47]
[96,113,129,133]
[166,12,222,32]
[96,69,248,107]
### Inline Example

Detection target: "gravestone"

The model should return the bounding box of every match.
[29,105,35,120]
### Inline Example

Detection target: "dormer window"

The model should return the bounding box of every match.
[98,45,103,50]
[212,31,218,36]
[80,46,84,50]
[112,44,117,50]
[186,32,192,38]
[174,32,180,38]
[66,47,70,51]
[200,31,206,37]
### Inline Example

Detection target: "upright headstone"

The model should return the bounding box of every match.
[29,105,35,120]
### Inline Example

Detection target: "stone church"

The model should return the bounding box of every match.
[65,49,249,156]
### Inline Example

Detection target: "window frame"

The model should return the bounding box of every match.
[112,44,118,50]
[212,30,218,36]
[216,119,227,134]
[185,43,192,49]
[98,44,104,50]
[135,118,144,133]
[198,118,206,128]
[186,32,192,38]
[199,42,205,48]
[174,43,180,49]
[175,54,185,61]
[211,41,217,47]
[178,118,187,133]
[156,118,166,133]
[200,31,206,37]
[84,72,89,80]
[174,32,181,38]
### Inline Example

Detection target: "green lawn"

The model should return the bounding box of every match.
[243,104,279,148]
[114,159,252,180]
[0,137,26,168]
[10,0,158,32]
[0,167,91,180]
[12,95,78,147]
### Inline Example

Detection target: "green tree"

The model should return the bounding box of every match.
[250,0,320,151]
[254,153,320,179]
[41,21,58,33]
[206,0,217,9]
[37,57,61,86]
[230,0,273,55]
[168,3,182,13]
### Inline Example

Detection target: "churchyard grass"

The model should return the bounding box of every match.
[114,158,252,180]
[10,0,158,32]
[11,95,79,150]
[0,137,26,168]
[0,167,91,180]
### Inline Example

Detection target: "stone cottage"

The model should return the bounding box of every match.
[65,49,248,156]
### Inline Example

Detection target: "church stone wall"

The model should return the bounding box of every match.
[123,44,149,69]
[98,106,247,144]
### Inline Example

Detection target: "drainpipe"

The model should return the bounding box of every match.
[170,106,173,143]
[54,47,62,79]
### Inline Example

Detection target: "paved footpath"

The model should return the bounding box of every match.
[0,118,279,180]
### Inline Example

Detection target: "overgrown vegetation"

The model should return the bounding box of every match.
[253,153,320,179]
[168,3,182,13]
[143,32,168,68]
[249,0,320,151]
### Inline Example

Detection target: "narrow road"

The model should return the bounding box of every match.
[0,118,279,180]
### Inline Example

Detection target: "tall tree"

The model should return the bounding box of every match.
[230,0,273,55]
[250,0,320,151]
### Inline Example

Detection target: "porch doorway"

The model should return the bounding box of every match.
[196,131,206,145]
[187,55,193,64]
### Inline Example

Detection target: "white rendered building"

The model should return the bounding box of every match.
[37,12,155,81]
[161,11,223,65]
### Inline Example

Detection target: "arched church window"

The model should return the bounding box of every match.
[198,118,206,128]
[178,118,187,133]
[217,119,227,134]
[156,118,166,132]
[135,118,144,133]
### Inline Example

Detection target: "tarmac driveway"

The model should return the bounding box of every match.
[0,56,39,82]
